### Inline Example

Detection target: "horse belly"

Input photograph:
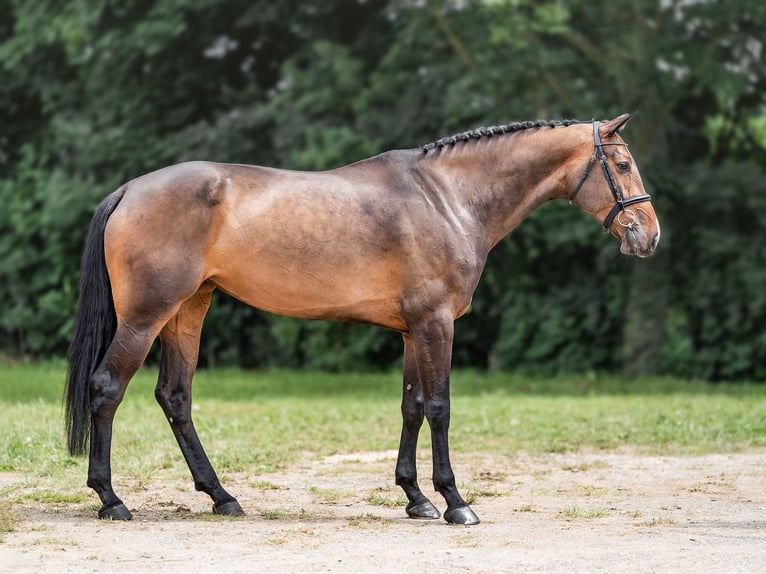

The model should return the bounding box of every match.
[211,255,405,329]
[207,212,407,329]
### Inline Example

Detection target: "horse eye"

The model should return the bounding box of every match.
[617,161,631,172]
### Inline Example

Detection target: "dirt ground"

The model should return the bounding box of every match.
[2,449,765,573]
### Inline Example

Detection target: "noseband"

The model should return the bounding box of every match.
[569,121,652,232]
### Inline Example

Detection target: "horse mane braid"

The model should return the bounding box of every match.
[422,119,584,153]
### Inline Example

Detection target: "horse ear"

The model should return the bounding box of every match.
[600,111,638,136]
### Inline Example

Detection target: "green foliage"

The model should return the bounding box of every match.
[1,0,765,380]
[658,162,766,380]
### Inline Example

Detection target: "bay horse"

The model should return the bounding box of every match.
[65,113,659,524]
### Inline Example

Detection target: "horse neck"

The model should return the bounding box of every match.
[417,129,582,251]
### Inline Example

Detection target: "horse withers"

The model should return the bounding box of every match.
[65,113,659,524]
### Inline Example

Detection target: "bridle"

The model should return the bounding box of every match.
[569,120,652,233]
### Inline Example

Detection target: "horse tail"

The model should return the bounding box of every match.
[65,186,126,456]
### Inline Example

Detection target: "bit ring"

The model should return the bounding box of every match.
[617,209,639,230]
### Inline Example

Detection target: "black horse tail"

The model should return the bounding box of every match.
[65,186,126,456]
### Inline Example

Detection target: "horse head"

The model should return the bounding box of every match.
[569,113,660,258]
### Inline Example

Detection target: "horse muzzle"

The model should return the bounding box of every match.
[619,227,660,258]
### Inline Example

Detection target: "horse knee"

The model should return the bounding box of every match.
[424,397,451,430]
[401,396,424,427]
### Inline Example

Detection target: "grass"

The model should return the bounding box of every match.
[0,507,17,542]
[250,480,283,491]
[14,490,89,504]
[0,362,765,498]
[366,492,407,508]
[347,512,393,528]
[639,516,677,527]
[560,505,611,519]
[309,486,356,502]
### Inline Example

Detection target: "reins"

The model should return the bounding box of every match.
[569,121,652,232]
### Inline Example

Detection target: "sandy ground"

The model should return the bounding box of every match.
[1,449,765,573]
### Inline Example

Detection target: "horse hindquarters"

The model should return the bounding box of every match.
[66,179,217,519]
[65,187,126,456]
[64,186,159,519]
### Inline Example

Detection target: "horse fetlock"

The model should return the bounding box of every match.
[431,472,458,496]
[86,473,109,493]
[193,477,219,493]
[394,466,417,486]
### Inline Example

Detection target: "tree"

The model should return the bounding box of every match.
[1,0,765,380]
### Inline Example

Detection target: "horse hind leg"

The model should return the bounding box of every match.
[155,282,243,516]
[87,320,162,520]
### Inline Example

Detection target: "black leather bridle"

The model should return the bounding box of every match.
[570,120,652,232]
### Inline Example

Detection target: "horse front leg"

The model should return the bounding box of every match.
[156,287,243,516]
[395,334,440,519]
[409,309,480,525]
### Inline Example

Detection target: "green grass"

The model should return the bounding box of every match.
[0,362,765,488]
[14,489,90,504]
[0,507,17,542]
[309,486,356,502]
[347,512,394,528]
[560,505,611,519]
[366,493,407,508]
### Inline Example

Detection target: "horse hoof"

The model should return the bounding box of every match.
[213,498,244,516]
[98,502,133,521]
[444,505,480,525]
[406,500,441,520]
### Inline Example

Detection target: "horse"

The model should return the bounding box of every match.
[65,113,659,525]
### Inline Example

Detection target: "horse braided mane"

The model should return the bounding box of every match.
[422,119,585,153]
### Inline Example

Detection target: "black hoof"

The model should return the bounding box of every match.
[98,502,133,521]
[406,500,441,520]
[213,498,244,516]
[444,505,480,525]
